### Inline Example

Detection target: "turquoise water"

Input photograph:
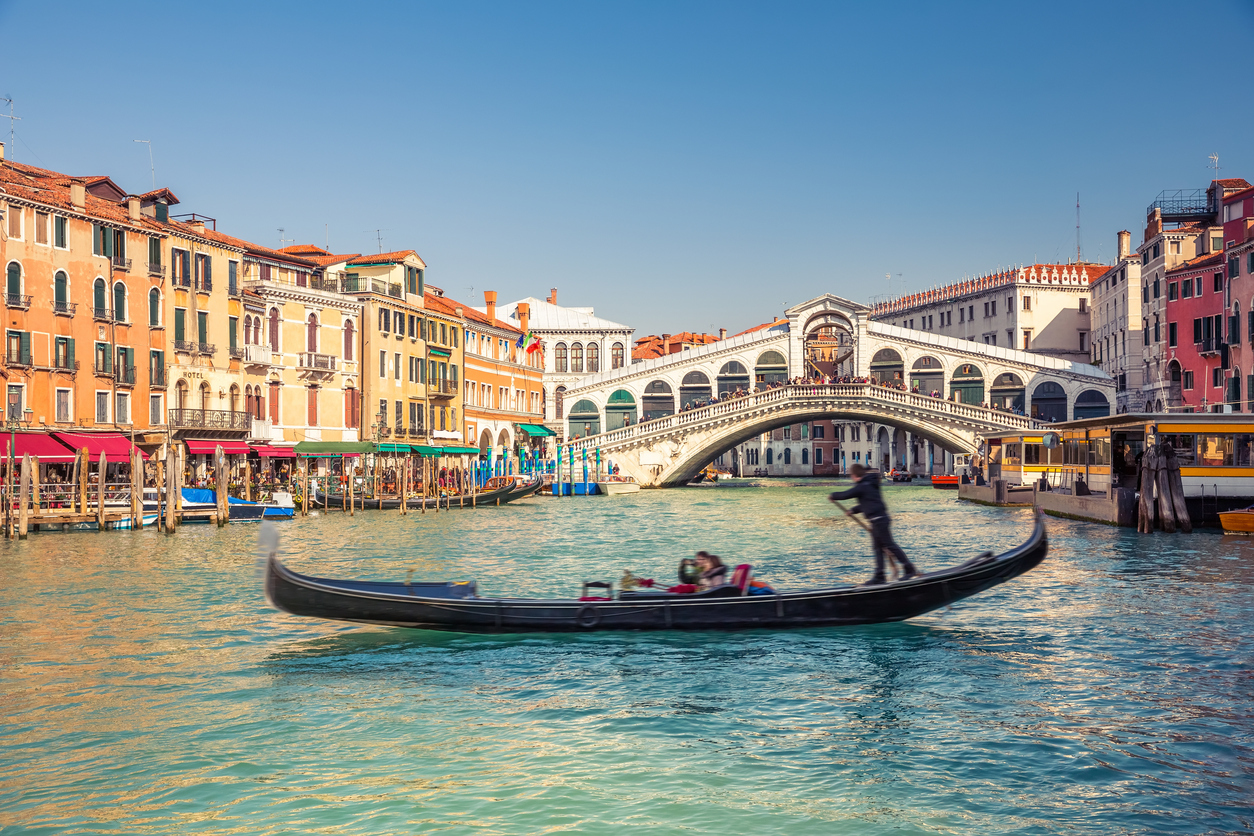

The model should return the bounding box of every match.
[1,485,1252,835]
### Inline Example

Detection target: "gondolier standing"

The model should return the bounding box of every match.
[830,463,920,585]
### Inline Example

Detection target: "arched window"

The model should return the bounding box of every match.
[113,282,127,322]
[766,448,774,465]
[783,448,792,465]
[175,379,189,411]
[587,343,600,373]
[554,343,568,373]
[570,343,584,373]
[555,386,566,418]
[54,271,68,311]
[5,261,19,302]
[93,277,107,316]
[244,316,252,345]
[307,314,319,353]
[229,384,239,413]
[343,320,355,361]
[611,342,624,369]
[148,288,161,327]
[269,309,280,352]
[199,381,211,411]
[801,448,809,465]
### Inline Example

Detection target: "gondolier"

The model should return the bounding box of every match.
[830,463,920,585]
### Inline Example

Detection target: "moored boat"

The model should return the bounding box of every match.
[1219,507,1254,533]
[931,475,961,490]
[264,508,1049,633]
[597,476,640,495]
[312,475,541,510]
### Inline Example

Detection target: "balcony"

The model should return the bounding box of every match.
[198,342,216,355]
[93,306,112,321]
[243,344,273,366]
[249,416,273,440]
[112,256,132,272]
[167,408,251,431]
[52,300,76,316]
[151,367,167,387]
[1200,336,1222,356]
[5,348,32,367]
[228,278,240,297]
[173,273,192,289]
[429,379,458,397]
[53,357,78,372]
[115,365,137,386]
[298,352,337,372]
[93,359,112,375]
[229,347,245,360]
[147,262,165,278]
[5,294,31,310]
[173,339,197,353]
[195,277,212,294]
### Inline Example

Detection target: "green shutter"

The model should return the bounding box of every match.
[229,317,237,350]
[19,331,31,365]
[66,338,75,369]
[197,311,208,344]
[174,309,185,341]
[93,224,102,255]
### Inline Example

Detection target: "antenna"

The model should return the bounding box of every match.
[278,228,294,248]
[133,140,155,189]
[885,273,892,298]
[325,223,329,251]
[1076,192,1082,263]
[374,229,384,253]
[1209,153,1221,179]
[0,97,21,161]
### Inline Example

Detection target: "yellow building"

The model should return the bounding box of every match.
[422,289,467,444]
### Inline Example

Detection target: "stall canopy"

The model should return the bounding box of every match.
[250,445,297,458]
[52,432,148,460]
[184,439,251,455]
[293,441,374,457]
[412,446,443,457]
[440,446,484,455]
[516,424,555,437]
[0,433,77,462]
[376,443,414,454]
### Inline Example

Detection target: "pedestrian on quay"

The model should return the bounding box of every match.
[829,463,920,585]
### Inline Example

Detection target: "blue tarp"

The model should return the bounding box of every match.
[182,488,216,504]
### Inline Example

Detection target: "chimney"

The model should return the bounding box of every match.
[1145,208,1162,243]
[719,328,727,340]
[1117,230,1131,259]
[0,141,4,160]
[127,196,141,221]
[549,288,557,305]
[455,306,463,318]
[70,182,86,211]
[517,302,530,333]
[484,290,497,323]
[662,333,671,355]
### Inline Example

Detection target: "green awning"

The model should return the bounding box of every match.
[428,347,451,358]
[440,446,483,455]
[294,441,376,456]
[376,443,413,454]
[412,446,443,457]
[517,423,555,437]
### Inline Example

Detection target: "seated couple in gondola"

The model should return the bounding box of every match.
[672,552,773,595]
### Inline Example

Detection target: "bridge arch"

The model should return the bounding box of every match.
[1030,381,1067,422]
[870,348,904,384]
[990,372,1026,412]
[909,355,945,394]
[606,389,637,429]
[717,361,750,396]
[1074,389,1111,419]
[949,363,985,405]
[642,380,675,421]
[568,398,600,437]
[680,371,712,408]
[754,350,788,385]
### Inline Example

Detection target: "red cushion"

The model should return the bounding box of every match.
[578,596,611,601]
[666,584,698,594]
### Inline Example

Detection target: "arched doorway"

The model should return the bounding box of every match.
[497,428,511,458]
[870,348,904,385]
[175,379,189,411]
[555,386,566,419]
[1231,368,1243,413]
[949,363,985,405]
[754,350,787,385]
[605,390,637,429]
[1031,381,1067,422]
[568,399,601,437]
[1074,389,1111,419]
[909,356,943,394]
[876,426,891,471]
[717,361,750,396]
[479,428,493,457]
[199,382,211,411]
[990,372,1025,412]
[641,380,674,421]
[1167,360,1183,406]
[680,371,712,408]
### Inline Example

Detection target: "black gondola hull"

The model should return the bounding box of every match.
[311,477,541,511]
[265,509,1048,633]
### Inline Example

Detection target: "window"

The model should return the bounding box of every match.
[229,316,238,351]
[149,236,161,268]
[150,394,162,426]
[343,320,355,360]
[1215,272,1224,293]
[1214,367,1223,388]
[1230,256,1241,279]
[54,216,67,248]
[1153,278,1160,298]
[1023,330,1032,350]
[56,389,71,423]
[1022,295,1031,311]
[395,400,403,432]
[149,288,161,326]
[394,352,402,381]
[194,254,211,291]
[116,393,130,425]
[570,343,583,373]
[555,343,568,373]
[174,308,186,342]
[197,311,208,345]
[54,336,73,370]
[813,424,824,439]
[269,309,280,351]
[1168,322,1177,347]
[783,449,792,465]
[6,205,20,238]
[587,343,599,373]
[306,314,318,352]
[95,391,109,423]
[815,447,823,466]
[1194,318,1203,343]
[379,308,390,333]
[440,323,447,345]
[1168,282,1178,301]
[1213,237,1223,253]
[393,310,404,335]
[1182,278,1192,298]
[991,300,997,316]
[307,387,319,427]
[1183,370,1194,390]
[379,350,387,378]
[35,211,48,245]
[959,308,965,323]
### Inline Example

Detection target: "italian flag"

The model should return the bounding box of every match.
[524,332,541,354]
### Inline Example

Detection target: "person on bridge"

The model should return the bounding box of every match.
[829,463,919,585]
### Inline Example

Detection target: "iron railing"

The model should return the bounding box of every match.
[115,365,137,385]
[151,367,167,387]
[147,262,165,277]
[53,357,78,372]
[198,342,216,355]
[93,358,112,375]
[229,347,245,359]
[93,306,111,321]
[5,294,31,309]
[429,379,458,396]
[4,349,32,367]
[167,408,251,430]
[53,300,76,316]
[173,274,192,289]
[196,277,212,293]
[112,256,132,271]
[298,352,337,371]
[173,340,197,353]
[1147,188,1213,221]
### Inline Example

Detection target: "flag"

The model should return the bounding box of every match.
[515,333,525,349]
[525,333,542,353]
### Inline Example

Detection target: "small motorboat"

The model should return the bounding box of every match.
[144,488,295,522]
[931,475,961,490]
[264,509,1049,633]
[598,476,640,495]
[1220,506,1254,533]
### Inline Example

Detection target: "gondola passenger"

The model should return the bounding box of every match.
[695,551,727,590]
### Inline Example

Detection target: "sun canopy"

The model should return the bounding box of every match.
[52,432,148,460]
[250,445,297,458]
[440,446,483,455]
[294,441,374,457]
[0,433,77,462]
[185,439,251,455]
[516,424,555,437]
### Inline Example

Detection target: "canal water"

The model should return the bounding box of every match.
[1,485,1251,835]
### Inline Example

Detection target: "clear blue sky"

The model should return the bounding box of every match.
[3,0,1252,336]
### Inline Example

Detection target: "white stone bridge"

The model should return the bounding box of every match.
[560,294,1115,487]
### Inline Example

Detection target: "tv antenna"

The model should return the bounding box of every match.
[278,228,294,247]
[1075,192,1082,263]
[1208,153,1221,179]
[0,97,21,161]
[133,140,155,188]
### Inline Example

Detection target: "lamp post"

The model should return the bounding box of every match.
[5,407,34,538]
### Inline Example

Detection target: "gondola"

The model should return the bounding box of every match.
[264,507,1049,633]
[311,476,541,511]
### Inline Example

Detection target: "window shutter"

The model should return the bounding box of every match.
[205,257,212,282]
[307,387,317,426]
[19,331,31,365]
[66,338,75,369]
[269,382,280,423]
[174,309,185,341]
[93,224,102,255]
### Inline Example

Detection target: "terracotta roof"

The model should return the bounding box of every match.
[0,158,172,234]
[278,244,360,267]
[196,228,318,266]
[1166,251,1224,274]
[1215,178,1252,190]
[441,293,521,334]
[733,318,789,338]
[1223,185,1254,205]
[139,187,180,204]
[423,292,466,320]
[279,244,331,256]
[631,331,722,360]
[346,249,423,266]
[870,262,1106,317]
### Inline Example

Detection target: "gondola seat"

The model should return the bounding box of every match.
[580,580,613,601]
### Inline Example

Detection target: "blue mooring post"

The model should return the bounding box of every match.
[556,444,562,497]
[582,448,589,495]
[569,446,575,497]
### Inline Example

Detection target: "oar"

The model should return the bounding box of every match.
[831,499,901,579]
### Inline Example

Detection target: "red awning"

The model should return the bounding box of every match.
[52,432,148,460]
[251,445,297,458]
[0,433,77,462]
[185,439,251,455]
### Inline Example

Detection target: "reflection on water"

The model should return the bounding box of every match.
[1,486,1252,834]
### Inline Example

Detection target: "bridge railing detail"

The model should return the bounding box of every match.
[565,383,1042,451]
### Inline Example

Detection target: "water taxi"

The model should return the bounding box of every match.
[598,475,641,495]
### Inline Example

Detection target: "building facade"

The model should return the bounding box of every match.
[1090,230,1144,413]
[421,290,467,444]
[1220,185,1254,411]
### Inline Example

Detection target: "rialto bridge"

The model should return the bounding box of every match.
[558,294,1116,487]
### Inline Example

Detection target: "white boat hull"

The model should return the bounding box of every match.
[597,481,640,495]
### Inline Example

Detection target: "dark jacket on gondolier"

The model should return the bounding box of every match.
[829,471,889,519]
